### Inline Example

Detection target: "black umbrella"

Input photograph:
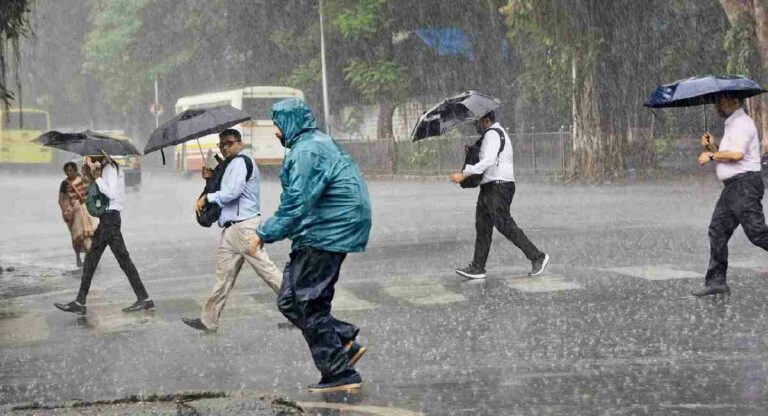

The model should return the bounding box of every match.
[411,90,502,142]
[644,74,767,137]
[33,130,141,156]
[644,75,766,108]
[143,105,251,165]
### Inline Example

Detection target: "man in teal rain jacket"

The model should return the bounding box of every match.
[251,97,371,393]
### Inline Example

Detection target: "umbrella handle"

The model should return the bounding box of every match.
[196,138,207,169]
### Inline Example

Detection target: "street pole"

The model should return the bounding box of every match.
[319,0,331,135]
[154,78,160,128]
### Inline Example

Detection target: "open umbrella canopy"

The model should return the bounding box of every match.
[143,105,251,155]
[411,90,502,142]
[33,130,141,156]
[644,75,766,108]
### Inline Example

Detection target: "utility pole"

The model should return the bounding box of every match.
[319,0,331,134]
[154,78,160,128]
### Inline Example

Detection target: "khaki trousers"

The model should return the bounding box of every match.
[202,217,282,329]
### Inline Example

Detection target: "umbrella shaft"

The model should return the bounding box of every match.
[196,139,206,168]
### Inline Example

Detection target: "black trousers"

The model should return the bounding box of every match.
[277,247,359,380]
[706,171,768,286]
[472,181,543,269]
[76,210,148,304]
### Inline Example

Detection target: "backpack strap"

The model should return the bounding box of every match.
[232,154,254,218]
[234,154,254,181]
[483,127,507,165]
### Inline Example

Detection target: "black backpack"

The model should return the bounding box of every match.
[197,154,254,227]
[460,127,506,189]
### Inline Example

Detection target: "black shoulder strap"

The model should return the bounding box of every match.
[234,154,254,181]
[486,128,506,155]
[482,128,506,166]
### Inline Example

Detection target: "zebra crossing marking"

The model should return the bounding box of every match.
[86,303,159,334]
[333,288,378,311]
[383,277,465,306]
[0,314,49,346]
[504,274,582,293]
[602,265,703,281]
[728,259,768,272]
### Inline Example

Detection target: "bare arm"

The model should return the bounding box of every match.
[58,192,68,211]
[712,151,744,162]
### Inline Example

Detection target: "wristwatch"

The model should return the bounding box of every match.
[708,152,715,161]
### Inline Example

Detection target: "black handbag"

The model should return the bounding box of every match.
[460,127,506,189]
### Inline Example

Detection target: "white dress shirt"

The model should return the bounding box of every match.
[95,163,125,211]
[716,108,761,181]
[462,122,515,184]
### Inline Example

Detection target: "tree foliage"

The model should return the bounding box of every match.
[0,0,32,112]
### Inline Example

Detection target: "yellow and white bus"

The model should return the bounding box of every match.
[174,86,304,172]
[0,108,52,165]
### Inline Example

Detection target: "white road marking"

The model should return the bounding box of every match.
[602,265,703,281]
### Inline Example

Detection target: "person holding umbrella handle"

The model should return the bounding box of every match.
[692,94,768,297]
[54,150,154,315]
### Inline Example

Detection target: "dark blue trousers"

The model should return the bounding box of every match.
[706,171,768,286]
[277,246,359,380]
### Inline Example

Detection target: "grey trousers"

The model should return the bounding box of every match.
[202,218,282,329]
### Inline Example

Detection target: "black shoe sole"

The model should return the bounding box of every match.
[691,289,731,297]
[122,301,155,313]
[54,304,86,315]
[308,382,362,393]
[182,318,216,333]
[455,270,486,279]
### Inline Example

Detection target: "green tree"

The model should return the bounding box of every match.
[719,0,768,151]
[502,0,732,180]
[0,0,32,112]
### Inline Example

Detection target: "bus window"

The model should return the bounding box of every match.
[1,112,48,131]
[242,98,291,120]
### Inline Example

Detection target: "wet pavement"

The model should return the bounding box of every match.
[2,171,768,415]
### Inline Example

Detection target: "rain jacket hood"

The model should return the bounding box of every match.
[271,97,318,149]
[257,99,372,253]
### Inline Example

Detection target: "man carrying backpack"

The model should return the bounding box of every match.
[54,153,154,315]
[181,129,283,332]
[449,111,549,279]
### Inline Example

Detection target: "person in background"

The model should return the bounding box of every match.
[58,161,95,267]
[450,111,550,280]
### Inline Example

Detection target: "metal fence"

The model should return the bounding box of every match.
[336,131,572,179]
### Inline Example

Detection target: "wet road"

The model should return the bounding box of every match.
[2,171,768,415]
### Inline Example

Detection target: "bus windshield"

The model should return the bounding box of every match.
[242,98,294,120]
[1,112,48,131]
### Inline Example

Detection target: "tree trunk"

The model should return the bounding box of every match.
[569,54,624,181]
[719,0,768,151]
[377,98,393,139]
[752,0,768,151]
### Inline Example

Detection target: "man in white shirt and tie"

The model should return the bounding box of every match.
[450,111,549,279]
[55,154,153,315]
[693,93,768,296]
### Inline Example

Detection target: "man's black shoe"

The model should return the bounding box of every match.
[455,263,486,279]
[345,341,367,367]
[308,372,362,393]
[181,317,216,333]
[691,285,731,297]
[54,301,86,315]
[121,299,155,313]
[529,253,550,276]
